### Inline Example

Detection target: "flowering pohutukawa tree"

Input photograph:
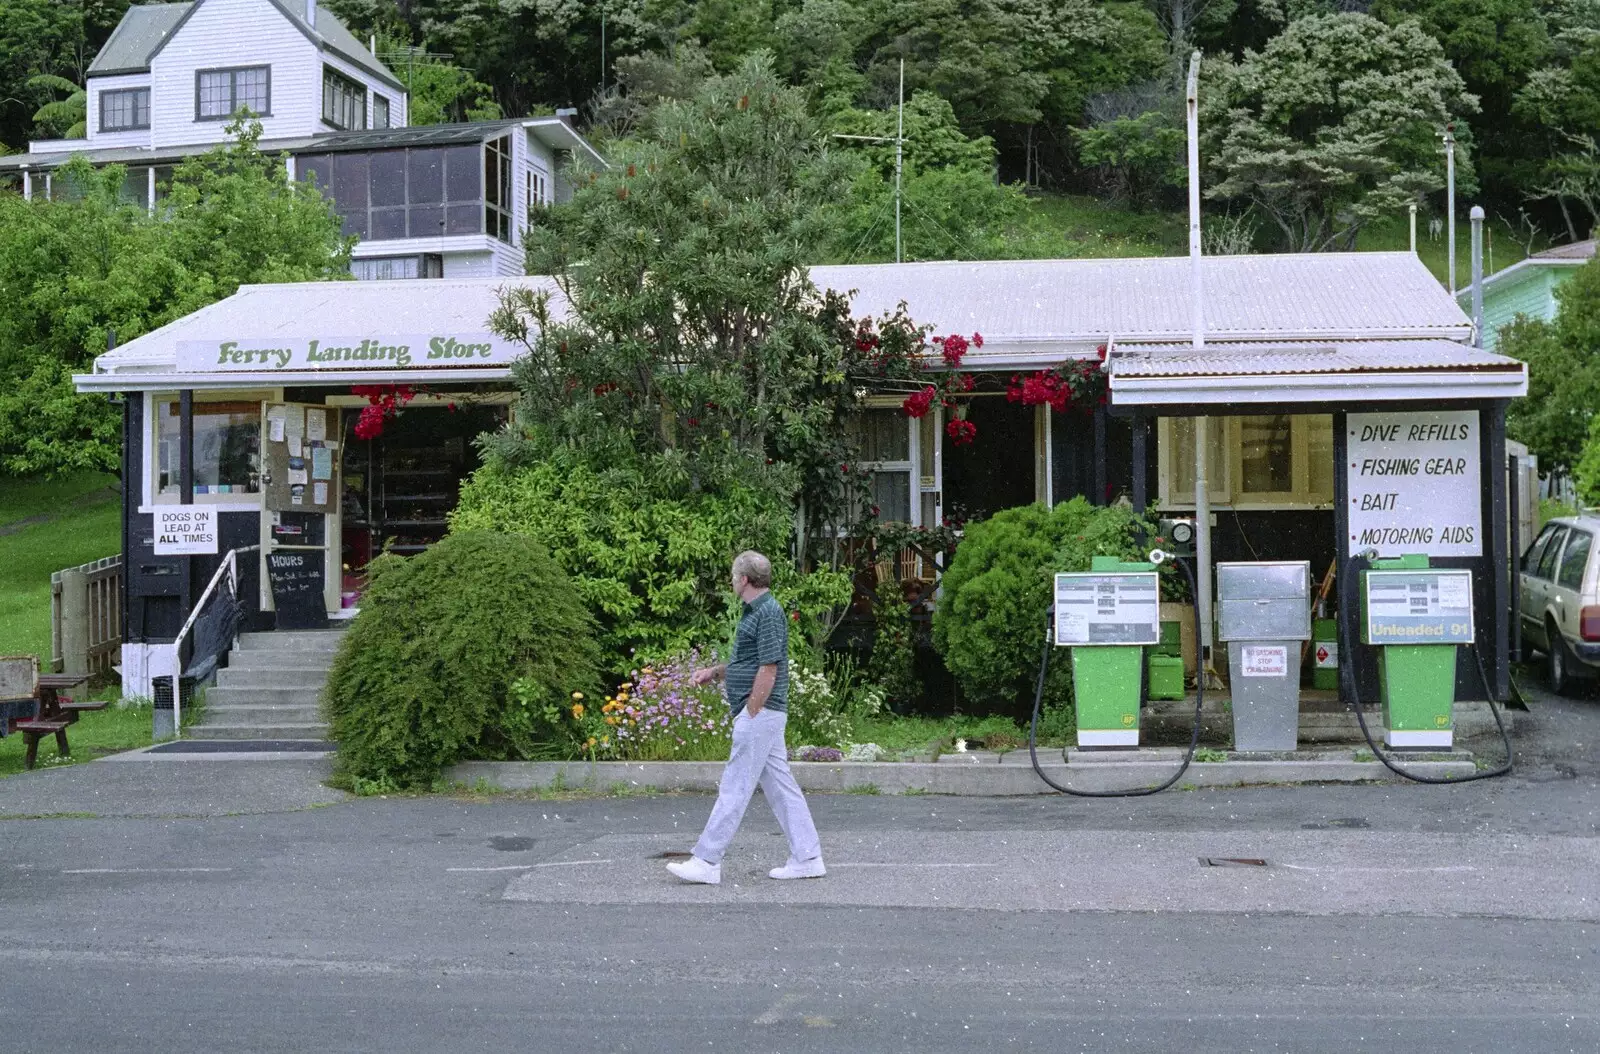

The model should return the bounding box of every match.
[1005,344,1109,415]
[846,302,985,445]
[348,383,465,440]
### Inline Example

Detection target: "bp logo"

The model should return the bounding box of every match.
[1435,715,1450,727]
[1121,713,1136,727]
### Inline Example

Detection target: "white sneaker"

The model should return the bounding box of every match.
[666,856,721,885]
[768,857,826,880]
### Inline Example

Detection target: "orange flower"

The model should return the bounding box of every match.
[571,703,585,719]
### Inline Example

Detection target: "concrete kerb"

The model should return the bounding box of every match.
[446,749,1479,796]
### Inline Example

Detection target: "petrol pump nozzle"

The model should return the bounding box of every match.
[1148,549,1169,565]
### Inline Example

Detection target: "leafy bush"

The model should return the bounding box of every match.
[786,664,853,749]
[452,456,791,667]
[323,531,603,788]
[932,499,1152,718]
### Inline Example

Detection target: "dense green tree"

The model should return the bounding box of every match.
[0,0,128,149]
[1201,13,1477,251]
[0,121,351,477]
[1505,257,1600,473]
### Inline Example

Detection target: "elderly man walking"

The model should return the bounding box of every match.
[666,550,825,885]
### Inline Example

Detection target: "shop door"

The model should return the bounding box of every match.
[258,402,342,627]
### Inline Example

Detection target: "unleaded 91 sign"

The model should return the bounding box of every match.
[1054,572,1161,646]
[153,505,219,555]
[1347,411,1481,558]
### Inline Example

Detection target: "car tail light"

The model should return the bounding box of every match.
[1582,606,1600,642]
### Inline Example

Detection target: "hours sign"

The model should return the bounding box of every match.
[1346,411,1481,558]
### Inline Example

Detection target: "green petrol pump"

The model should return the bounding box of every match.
[1360,554,1474,751]
[1055,556,1160,748]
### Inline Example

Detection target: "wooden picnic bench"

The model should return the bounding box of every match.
[1,658,95,770]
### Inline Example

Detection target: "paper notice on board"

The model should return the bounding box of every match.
[267,406,286,443]
[311,446,333,480]
[288,468,308,486]
[1438,574,1471,611]
[306,409,327,442]
[283,405,305,442]
[287,436,302,457]
[313,481,328,506]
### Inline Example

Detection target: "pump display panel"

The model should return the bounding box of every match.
[1363,569,1475,646]
[1054,572,1161,646]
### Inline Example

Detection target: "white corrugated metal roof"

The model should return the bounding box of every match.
[84,252,1474,388]
[1108,339,1521,377]
[811,252,1469,344]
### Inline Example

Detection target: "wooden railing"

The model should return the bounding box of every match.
[50,555,122,678]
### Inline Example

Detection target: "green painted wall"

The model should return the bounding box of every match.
[1481,267,1568,351]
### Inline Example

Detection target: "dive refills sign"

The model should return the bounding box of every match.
[1347,411,1481,557]
[1363,569,1475,645]
[1054,572,1160,646]
[153,505,218,555]
[174,334,522,372]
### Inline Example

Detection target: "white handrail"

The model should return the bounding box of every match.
[170,545,259,735]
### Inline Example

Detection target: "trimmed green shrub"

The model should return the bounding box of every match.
[932,499,1152,718]
[323,531,603,788]
[451,456,792,669]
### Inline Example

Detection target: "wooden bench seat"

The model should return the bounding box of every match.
[14,718,70,770]
[57,700,109,723]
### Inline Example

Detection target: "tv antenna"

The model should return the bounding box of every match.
[831,58,906,262]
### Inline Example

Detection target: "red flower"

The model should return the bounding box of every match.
[945,418,978,445]
[840,463,850,473]
[593,382,618,396]
[686,417,699,428]
[901,385,936,418]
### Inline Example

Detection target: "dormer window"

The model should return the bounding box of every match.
[100,88,151,132]
[196,66,270,120]
[323,67,367,131]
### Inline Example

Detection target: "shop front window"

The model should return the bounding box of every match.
[1160,414,1335,508]
[156,400,261,498]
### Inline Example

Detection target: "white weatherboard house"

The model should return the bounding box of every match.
[1457,240,1597,351]
[75,251,1527,722]
[0,0,603,280]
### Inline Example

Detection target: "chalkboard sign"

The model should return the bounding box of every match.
[266,551,327,630]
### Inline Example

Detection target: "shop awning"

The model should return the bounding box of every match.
[1106,339,1528,406]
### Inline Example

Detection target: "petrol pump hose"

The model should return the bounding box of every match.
[1340,553,1513,784]
[1027,552,1206,797]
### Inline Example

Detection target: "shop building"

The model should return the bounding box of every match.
[0,0,602,280]
[76,252,1526,708]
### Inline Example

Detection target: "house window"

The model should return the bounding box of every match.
[323,67,368,130]
[350,254,443,280]
[373,94,390,129]
[526,168,548,215]
[196,66,270,120]
[155,400,262,500]
[1159,415,1335,509]
[849,408,914,523]
[485,135,512,243]
[100,88,150,131]
[299,145,484,240]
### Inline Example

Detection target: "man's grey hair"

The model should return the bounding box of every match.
[732,550,773,589]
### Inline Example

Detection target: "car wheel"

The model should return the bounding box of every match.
[1547,622,1576,696]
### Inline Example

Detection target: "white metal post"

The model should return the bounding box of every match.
[895,58,904,264]
[1471,205,1485,349]
[1186,50,1213,651]
[1409,202,1417,254]
[1444,126,1457,295]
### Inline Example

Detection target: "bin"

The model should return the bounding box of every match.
[1216,561,1312,752]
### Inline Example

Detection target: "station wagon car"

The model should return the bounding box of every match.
[1519,514,1600,694]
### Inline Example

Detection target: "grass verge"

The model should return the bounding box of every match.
[0,697,156,779]
[0,471,122,662]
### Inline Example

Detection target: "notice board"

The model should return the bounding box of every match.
[1346,411,1481,557]
[266,551,327,630]
[1053,572,1161,646]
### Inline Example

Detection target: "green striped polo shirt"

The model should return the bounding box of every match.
[724,590,789,715]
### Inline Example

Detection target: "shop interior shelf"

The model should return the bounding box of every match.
[385,518,449,528]
[382,467,456,478]
[385,493,454,502]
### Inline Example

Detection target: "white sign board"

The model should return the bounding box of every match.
[153,505,219,555]
[174,334,523,373]
[1054,572,1161,646]
[1347,411,1481,557]
[1363,569,1476,645]
[1239,644,1289,678]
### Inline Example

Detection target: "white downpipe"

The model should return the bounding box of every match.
[1444,126,1457,296]
[1186,50,1212,652]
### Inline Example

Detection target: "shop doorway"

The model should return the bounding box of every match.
[339,403,506,604]
[942,397,1037,524]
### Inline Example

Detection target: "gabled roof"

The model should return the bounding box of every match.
[88,2,190,76]
[88,0,402,90]
[1459,239,1597,306]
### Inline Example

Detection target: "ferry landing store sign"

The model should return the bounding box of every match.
[175,334,521,372]
[1346,410,1482,558]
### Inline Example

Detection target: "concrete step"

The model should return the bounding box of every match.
[203,703,323,724]
[236,630,347,653]
[205,686,322,708]
[223,651,337,674]
[216,667,330,689]
[195,723,330,741]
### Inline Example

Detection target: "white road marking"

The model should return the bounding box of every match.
[752,992,804,1025]
[831,862,997,868]
[61,868,233,874]
[447,859,616,873]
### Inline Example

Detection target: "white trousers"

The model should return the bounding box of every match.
[692,708,822,866]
